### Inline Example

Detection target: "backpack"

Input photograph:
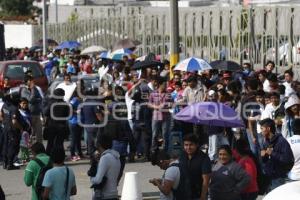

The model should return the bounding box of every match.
[169,162,192,200]
[34,158,53,200]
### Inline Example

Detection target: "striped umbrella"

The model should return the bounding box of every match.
[174,57,212,72]
[110,48,133,60]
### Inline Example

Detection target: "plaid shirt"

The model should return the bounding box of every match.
[149,90,173,121]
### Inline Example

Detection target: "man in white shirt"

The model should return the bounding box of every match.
[287,118,300,181]
[181,75,207,105]
[261,92,285,133]
[283,69,295,97]
[150,151,180,200]
[56,73,76,102]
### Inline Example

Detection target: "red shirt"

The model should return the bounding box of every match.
[167,80,175,92]
[238,156,259,193]
[83,63,92,74]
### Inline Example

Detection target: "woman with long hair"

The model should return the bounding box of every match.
[235,139,259,200]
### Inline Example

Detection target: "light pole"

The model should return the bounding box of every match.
[42,0,47,55]
[170,0,179,78]
[55,0,58,23]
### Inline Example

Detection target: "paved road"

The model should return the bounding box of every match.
[0,161,162,200]
[0,160,264,200]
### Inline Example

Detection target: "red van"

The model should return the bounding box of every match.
[0,60,48,92]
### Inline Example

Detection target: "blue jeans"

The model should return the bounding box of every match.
[151,118,171,152]
[69,123,82,156]
[85,127,98,156]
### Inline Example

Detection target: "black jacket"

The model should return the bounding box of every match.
[262,134,294,178]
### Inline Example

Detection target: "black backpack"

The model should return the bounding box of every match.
[34,158,53,200]
[169,162,192,200]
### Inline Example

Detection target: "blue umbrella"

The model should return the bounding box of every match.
[56,40,81,50]
[174,102,244,127]
[110,48,133,61]
[174,57,212,72]
[99,51,111,59]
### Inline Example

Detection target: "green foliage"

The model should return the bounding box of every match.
[0,0,35,16]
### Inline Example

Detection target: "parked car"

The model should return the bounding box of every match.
[46,74,100,100]
[0,60,48,92]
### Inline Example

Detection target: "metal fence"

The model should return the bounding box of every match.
[34,5,300,67]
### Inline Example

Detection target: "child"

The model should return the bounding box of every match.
[171,81,183,114]
[20,131,30,163]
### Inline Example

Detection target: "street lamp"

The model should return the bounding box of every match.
[42,0,47,55]
[170,0,179,78]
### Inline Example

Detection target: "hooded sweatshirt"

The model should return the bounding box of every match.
[91,149,121,199]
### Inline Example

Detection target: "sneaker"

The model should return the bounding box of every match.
[13,162,23,167]
[71,156,78,162]
[75,156,81,161]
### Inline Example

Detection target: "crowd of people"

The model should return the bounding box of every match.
[0,46,300,200]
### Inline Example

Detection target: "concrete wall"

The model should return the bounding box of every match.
[4,25,34,48]
[49,0,76,5]
[48,5,117,23]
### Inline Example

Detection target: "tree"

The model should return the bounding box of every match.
[0,0,35,16]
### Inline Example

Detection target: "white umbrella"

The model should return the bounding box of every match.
[81,45,107,55]
[174,57,212,72]
[263,181,300,200]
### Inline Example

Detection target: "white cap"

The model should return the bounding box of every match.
[208,90,216,96]
[284,95,300,110]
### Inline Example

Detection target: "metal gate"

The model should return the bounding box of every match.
[33,5,300,67]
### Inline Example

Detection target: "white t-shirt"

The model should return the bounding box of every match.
[256,106,265,134]
[160,161,180,200]
[287,135,300,180]
[263,80,271,93]
[283,81,295,97]
[261,103,279,120]
[56,82,77,102]
[125,92,134,120]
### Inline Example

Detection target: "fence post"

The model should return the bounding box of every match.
[162,15,166,60]
[275,7,279,72]
[192,13,196,56]
[289,7,295,67]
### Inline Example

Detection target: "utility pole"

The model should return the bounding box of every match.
[55,0,58,23]
[42,0,47,55]
[170,0,179,78]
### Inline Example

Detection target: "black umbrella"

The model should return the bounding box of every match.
[132,53,164,70]
[210,60,242,71]
[29,45,42,52]
[133,60,164,70]
[36,39,58,46]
